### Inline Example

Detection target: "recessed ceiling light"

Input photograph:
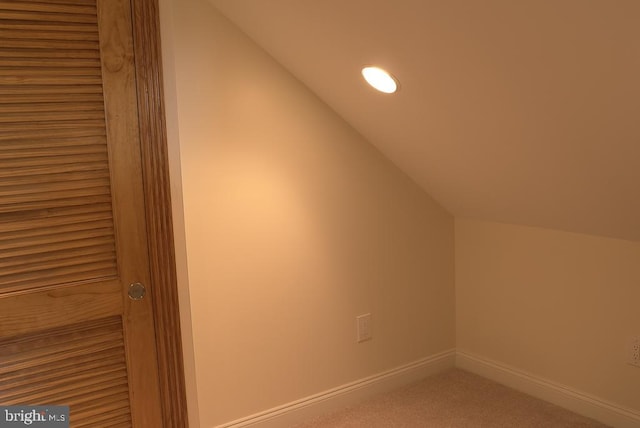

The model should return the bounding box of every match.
[361,66,398,94]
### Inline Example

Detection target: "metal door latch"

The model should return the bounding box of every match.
[128,282,146,300]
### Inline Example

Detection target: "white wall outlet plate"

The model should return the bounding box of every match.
[628,337,640,367]
[356,313,372,343]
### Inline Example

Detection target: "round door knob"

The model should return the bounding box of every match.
[128,282,146,300]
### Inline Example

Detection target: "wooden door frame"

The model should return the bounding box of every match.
[130,0,189,426]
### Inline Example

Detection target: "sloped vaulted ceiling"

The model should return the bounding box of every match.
[209,0,640,241]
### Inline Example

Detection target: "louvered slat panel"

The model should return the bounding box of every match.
[0,21,97,33]
[0,29,100,41]
[0,74,102,85]
[1,203,112,228]
[75,409,132,427]
[0,166,109,183]
[1,230,114,255]
[104,422,133,428]
[4,186,112,207]
[0,119,105,131]
[0,128,104,142]
[0,58,101,68]
[0,0,117,293]
[0,220,110,238]
[0,101,105,113]
[0,161,106,176]
[0,151,107,167]
[4,362,124,392]
[0,167,107,183]
[1,177,109,197]
[0,85,101,96]
[0,110,104,122]
[1,260,117,289]
[0,68,102,77]
[1,250,116,277]
[0,93,103,105]
[0,319,123,366]
[1,348,125,384]
[10,0,96,6]
[0,26,100,48]
[0,49,99,59]
[0,11,97,24]
[0,1,96,15]
[73,399,131,424]
[0,194,112,214]
[53,384,130,409]
[0,317,133,427]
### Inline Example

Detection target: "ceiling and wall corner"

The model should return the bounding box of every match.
[156,1,640,426]
[209,0,640,242]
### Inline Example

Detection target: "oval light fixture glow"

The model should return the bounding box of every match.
[361,66,398,94]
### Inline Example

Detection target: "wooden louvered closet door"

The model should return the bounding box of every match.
[0,0,163,426]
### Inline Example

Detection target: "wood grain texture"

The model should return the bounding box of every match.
[0,316,133,427]
[131,0,189,426]
[0,1,117,294]
[0,281,122,338]
[96,0,163,425]
[0,0,187,424]
[0,10,97,24]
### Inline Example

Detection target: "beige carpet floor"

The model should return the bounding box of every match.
[295,369,609,427]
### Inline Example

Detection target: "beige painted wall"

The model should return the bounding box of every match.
[456,219,640,411]
[160,0,455,425]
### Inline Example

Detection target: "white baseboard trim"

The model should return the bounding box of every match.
[214,349,456,428]
[456,350,640,428]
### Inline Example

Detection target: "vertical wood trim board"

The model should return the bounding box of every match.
[130,0,189,426]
